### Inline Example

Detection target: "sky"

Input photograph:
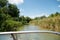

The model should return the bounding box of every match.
[8,0,60,18]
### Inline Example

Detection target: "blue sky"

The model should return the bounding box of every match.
[9,0,60,18]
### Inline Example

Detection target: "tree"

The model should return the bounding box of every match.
[54,12,60,16]
[49,12,60,17]
[40,16,46,19]
[34,17,40,20]
[0,20,22,31]
[25,17,32,23]
[0,0,8,7]
[8,4,20,17]
[0,0,20,32]
[0,0,20,18]
[0,0,21,40]
[0,13,11,27]
[34,16,46,20]
[0,6,8,14]
[19,16,32,24]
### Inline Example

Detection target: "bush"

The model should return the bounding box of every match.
[0,20,22,31]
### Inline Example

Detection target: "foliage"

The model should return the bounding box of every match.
[0,0,32,31]
[0,0,8,7]
[34,16,46,20]
[0,13,12,26]
[49,12,60,17]
[0,20,22,31]
[25,17,32,23]
[30,12,60,32]
[8,4,20,17]
[0,0,20,17]
[0,0,21,31]
[19,16,32,25]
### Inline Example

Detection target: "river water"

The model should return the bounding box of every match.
[0,25,60,40]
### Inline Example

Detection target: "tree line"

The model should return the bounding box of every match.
[0,0,60,32]
[30,12,60,32]
[0,0,31,32]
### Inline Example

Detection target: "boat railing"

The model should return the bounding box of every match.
[0,31,60,40]
[0,31,60,35]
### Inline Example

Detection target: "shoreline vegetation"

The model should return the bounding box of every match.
[0,0,32,39]
[0,0,32,32]
[30,12,60,32]
[0,0,60,32]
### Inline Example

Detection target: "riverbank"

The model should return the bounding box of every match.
[29,13,60,32]
[30,19,60,32]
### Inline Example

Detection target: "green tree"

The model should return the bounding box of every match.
[40,16,46,19]
[0,20,22,31]
[0,6,8,14]
[34,16,46,20]
[25,17,32,23]
[19,16,32,24]
[8,4,20,17]
[19,16,27,24]
[0,0,22,40]
[0,13,11,26]
[49,12,60,17]
[0,0,21,32]
[0,0,20,18]
[0,0,8,7]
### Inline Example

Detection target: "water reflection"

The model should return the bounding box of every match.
[0,34,13,40]
[17,33,60,40]
[0,33,60,40]
[20,25,41,31]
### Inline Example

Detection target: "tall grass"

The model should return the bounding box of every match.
[30,13,60,32]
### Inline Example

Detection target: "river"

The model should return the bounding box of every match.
[0,25,60,40]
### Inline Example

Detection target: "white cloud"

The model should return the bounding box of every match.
[28,13,49,19]
[38,13,49,17]
[57,0,60,7]
[20,8,24,12]
[8,0,24,5]
[58,5,60,7]
[57,0,60,1]
[19,8,24,16]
